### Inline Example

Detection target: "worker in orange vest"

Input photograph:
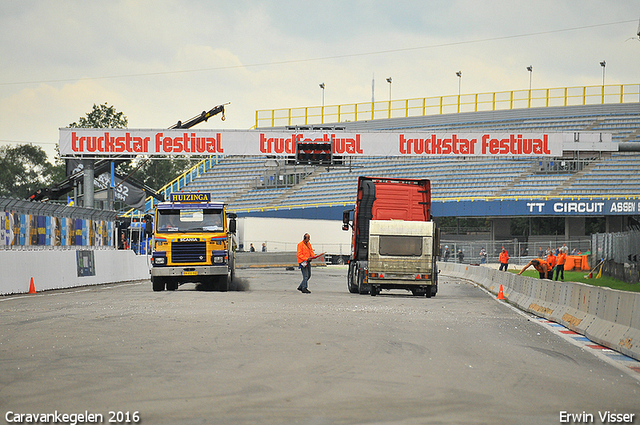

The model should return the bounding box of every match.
[296,233,315,293]
[546,251,557,280]
[555,250,567,281]
[517,258,550,279]
[498,247,509,271]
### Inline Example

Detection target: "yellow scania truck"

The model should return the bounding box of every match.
[150,193,236,291]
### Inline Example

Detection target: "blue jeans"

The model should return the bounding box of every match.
[298,263,311,290]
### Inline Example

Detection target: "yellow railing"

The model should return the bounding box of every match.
[255,83,640,128]
[121,155,223,217]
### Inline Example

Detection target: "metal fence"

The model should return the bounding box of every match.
[591,230,640,283]
[440,238,592,266]
[592,230,640,264]
[1,197,118,249]
[1,197,117,221]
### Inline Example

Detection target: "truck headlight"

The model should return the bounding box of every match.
[153,256,166,265]
[213,256,224,264]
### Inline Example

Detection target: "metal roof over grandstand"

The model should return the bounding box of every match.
[130,100,640,222]
[277,102,640,144]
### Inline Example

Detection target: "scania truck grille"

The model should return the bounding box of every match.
[172,242,207,263]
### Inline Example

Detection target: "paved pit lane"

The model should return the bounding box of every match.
[1,266,638,425]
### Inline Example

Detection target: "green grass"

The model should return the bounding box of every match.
[510,270,640,292]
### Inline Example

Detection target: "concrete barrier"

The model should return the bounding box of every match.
[1,249,150,296]
[0,250,328,296]
[235,251,326,268]
[439,262,640,361]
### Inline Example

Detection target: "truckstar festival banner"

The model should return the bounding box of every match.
[59,129,612,157]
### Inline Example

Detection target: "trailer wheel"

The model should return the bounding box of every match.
[152,277,165,292]
[370,286,378,296]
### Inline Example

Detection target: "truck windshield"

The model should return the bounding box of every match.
[157,208,224,233]
[379,235,423,256]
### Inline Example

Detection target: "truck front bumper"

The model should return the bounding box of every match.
[151,265,228,277]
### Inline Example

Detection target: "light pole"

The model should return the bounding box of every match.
[386,77,392,100]
[527,66,533,108]
[456,71,462,112]
[319,83,325,123]
[386,77,392,118]
[599,61,606,104]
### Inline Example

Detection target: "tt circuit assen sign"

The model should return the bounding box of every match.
[58,129,612,158]
[435,199,640,217]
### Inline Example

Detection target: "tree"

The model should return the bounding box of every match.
[135,156,200,191]
[66,102,194,194]
[68,102,128,129]
[0,144,57,198]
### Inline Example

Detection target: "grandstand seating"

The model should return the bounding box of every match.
[171,102,640,213]
[558,153,640,197]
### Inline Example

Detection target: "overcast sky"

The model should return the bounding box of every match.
[1,0,639,159]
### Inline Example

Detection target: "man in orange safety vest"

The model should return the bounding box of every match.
[296,233,315,294]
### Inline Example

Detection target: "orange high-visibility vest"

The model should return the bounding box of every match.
[297,240,315,264]
[532,259,549,273]
[499,251,509,263]
[556,252,567,265]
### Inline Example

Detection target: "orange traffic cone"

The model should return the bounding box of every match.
[28,277,36,294]
[497,284,505,300]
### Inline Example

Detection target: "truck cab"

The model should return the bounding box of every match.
[151,193,236,291]
[343,177,439,297]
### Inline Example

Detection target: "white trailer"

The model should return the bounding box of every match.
[367,220,439,297]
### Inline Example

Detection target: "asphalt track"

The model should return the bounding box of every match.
[1,266,639,425]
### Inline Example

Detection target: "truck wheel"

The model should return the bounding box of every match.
[347,263,359,293]
[229,254,235,283]
[166,280,178,291]
[215,276,229,292]
[152,277,165,291]
[430,285,437,298]
[357,268,370,295]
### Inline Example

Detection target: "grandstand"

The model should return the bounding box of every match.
[155,102,639,217]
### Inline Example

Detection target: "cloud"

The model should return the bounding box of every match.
[1,1,639,160]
